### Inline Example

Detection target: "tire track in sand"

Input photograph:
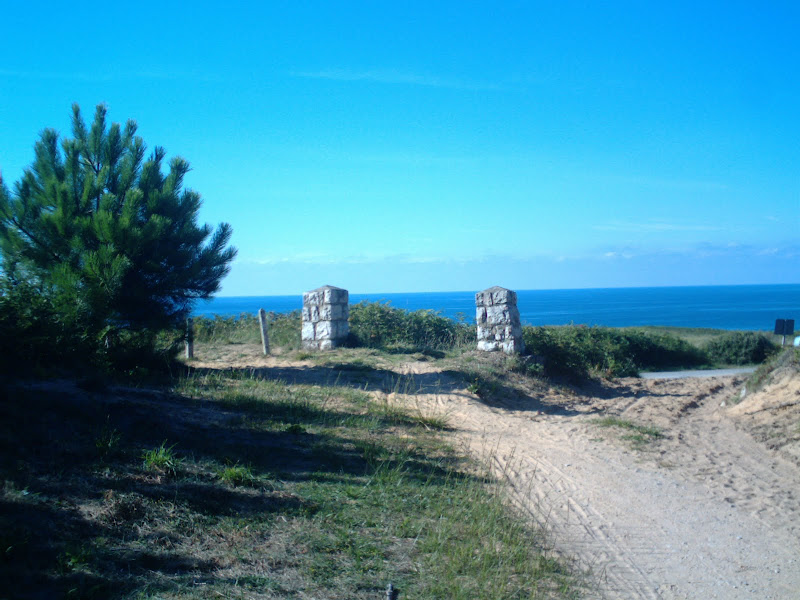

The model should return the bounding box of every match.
[378,364,800,599]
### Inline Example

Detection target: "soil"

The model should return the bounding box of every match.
[192,344,800,599]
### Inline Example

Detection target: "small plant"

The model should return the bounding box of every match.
[218,463,256,486]
[95,419,122,460]
[467,378,483,395]
[142,441,181,476]
[409,412,449,430]
[595,417,663,449]
[57,544,93,574]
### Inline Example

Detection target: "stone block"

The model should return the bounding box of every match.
[303,291,322,306]
[486,305,511,324]
[328,287,349,304]
[320,303,348,321]
[492,289,516,306]
[475,286,524,355]
[302,285,350,351]
[315,320,332,338]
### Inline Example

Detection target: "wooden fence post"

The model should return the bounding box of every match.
[258,308,270,355]
[185,317,194,359]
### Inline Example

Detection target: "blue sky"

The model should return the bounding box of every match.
[1,1,797,295]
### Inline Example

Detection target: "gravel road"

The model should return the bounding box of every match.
[641,367,757,380]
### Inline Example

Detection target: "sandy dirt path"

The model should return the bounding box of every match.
[190,346,800,598]
[383,364,800,599]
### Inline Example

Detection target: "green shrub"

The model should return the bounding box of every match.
[0,278,97,374]
[522,325,709,382]
[348,301,475,351]
[193,310,302,350]
[522,326,592,382]
[193,313,261,344]
[0,277,183,378]
[704,331,778,365]
[268,310,302,350]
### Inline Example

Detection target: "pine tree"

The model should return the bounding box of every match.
[0,104,236,359]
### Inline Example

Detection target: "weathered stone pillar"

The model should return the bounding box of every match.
[476,286,524,354]
[302,285,350,350]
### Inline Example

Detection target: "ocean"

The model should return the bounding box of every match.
[193,284,800,331]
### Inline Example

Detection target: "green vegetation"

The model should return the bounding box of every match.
[0,104,236,375]
[194,310,302,350]
[522,325,708,382]
[142,441,182,476]
[192,303,778,384]
[704,331,778,366]
[348,301,476,352]
[595,417,664,449]
[0,371,576,599]
[623,325,735,348]
[743,347,800,399]
[217,463,257,486]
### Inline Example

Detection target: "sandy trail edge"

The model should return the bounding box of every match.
[380,363,800,600]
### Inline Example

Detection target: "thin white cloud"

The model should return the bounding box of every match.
[291,68,502,91]
[238,241,800,269]
[593,221,722,233]
[597,173,729,191]
[0,68,222,83]
[0,69,113,82]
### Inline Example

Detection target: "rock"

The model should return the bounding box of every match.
[475,286,524,354]
[302,285,349,350]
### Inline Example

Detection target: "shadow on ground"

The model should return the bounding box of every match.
[189,359,588,418]
[0,372,475,599]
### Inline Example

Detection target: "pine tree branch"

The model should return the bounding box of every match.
[9,215,64,264]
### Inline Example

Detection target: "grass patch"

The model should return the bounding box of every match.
[217,462,256,486]
[142,441,182,476]
[1,369,576,599]
[740,347,800,402]
[193,310,302,351]
[595,417,664,449]
[624,326,734,348]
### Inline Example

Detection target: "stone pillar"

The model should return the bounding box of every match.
[476,286,524,354]
[302,285,350,350]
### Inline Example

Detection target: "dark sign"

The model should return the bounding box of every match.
[775,319,795,336]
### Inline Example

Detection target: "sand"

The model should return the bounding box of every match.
[193,345,800,599]
[388,365,800,599]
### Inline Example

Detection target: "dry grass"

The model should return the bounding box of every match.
[0,361,578,599]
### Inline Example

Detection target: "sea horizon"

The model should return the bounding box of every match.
[195,283,800,332]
